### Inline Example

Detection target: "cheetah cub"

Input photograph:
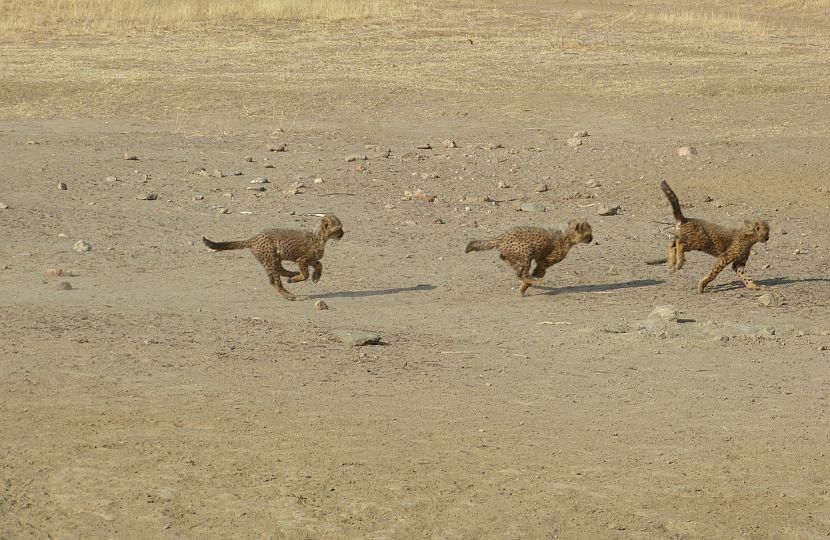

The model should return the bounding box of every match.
[202,214,344,301]
[465,219,594,296]
[659,181,769,293]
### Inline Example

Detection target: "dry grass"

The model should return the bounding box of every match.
[624,8,775,37]
[0,0,406,37]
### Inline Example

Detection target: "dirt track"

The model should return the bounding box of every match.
[1,1,829,537]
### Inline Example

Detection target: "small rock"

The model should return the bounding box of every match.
[123,153,138,160]
[793,248,805,256]
[44,268,63,278]
[137,193,158,200]
[520,202,546,212]
[263,162,275,169]
[497,181,509,189]
[567,138,583,148]
[703,195,713,202]
[488,143,504,150]
[758,291,783,308]
[243,156,254,162]
[217,208,229,214]
[105,175,118,182]
[315,300,330,311]
[821,345,828,351]
[313,178,323,184]
[57,181,67,190]
[345,154,368,162]
[598,205,620,216]
[250,177,269,184]
[193,194,204,200]
[333,330,381,347]
[190,167,207,175]
[0,202,10,209]
[268,144,286,152]
[246,186,266,192]
[585,179,601,188]
[57,281,72,290]
[442,139,458,149]
[404,190,436,203]
[678,146,697,157]
[231,171,243,176]
[73,240,92,253]
[211,169,224,178]
[432,218,445,224]
[355,164,366,172]
[535,184,548,193]
[649,305,679,322]
[574,130,589,138]
[416,143,432,150]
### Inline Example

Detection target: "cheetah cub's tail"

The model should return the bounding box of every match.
[202,237,252,251]
[465,239,499,254]
[660,181,686,224]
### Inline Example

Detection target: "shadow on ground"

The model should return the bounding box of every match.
[535,278,664,296]
[307,284,437,299]
[710,276,830,292]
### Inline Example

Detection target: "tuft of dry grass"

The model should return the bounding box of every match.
[0,0,406,37]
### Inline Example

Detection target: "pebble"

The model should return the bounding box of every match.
[585,179,601,188]
[105,175,118,182]
[123,153,138,160]
[535,184,548,193]
[520,202,546,212]
[243,156,254,162]
[567,138,583,148]
[442,139,458,149]
[263,162,275,169]
[231,171,243,176]
[192,193,204,201]
[246,186,266,192]
[212,169,224,178]
[574,130,589,138]
[488,143,504,150]
[678,146,697,157]
[315,300,330,311]
[758,291,783,307]
[332,329,381,346]
[217,208,229,214]
[268,144,286,152]
[432,218,445,224]
[57,181,67,190]
[404,190,436,203]
[416,143,432,150]
[649,305,679,322]
[497,181,509,189]
[250,177,269,184]
[137,193,158,200]
[313,178,324,184]
[57,281,73,290]
[73,240,92,253]
[345,154,368,162]
[44,268,63,278]
[0,202,10,209]
[598,205,620,216]
[191,167,208,175]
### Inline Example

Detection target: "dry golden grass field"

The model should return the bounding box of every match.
[1,0,829,537]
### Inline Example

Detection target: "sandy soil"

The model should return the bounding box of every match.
[1,1,829,537]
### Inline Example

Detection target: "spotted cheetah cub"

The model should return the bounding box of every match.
[465,219,593,296]
[202,214,344,301]
[660,181,769,293]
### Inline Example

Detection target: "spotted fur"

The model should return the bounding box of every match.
[465,219,593,296]
[660,181,770,293]
[203,214,344,301]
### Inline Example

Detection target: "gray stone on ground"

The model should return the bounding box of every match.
[416,143,432,150]
[678,146,697,157]
[73,240,92,253]
[137,193,158,200]
[250,177,269,184]
[333,330,381,346]
[567,138,583,147]
[758,291,783,307]
[598,205,620,216]
[649,305,679,322]
[520,202,546,212]
[345,154,368,162]
[57,281,72,290]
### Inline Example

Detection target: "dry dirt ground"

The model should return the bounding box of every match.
[1,1,830,537]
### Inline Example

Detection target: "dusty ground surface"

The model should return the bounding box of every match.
[1,1,830,537]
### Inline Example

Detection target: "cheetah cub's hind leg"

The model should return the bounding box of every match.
[253,249,296,301]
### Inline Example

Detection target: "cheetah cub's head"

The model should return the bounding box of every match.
[567,218,593,244]
[320,214,345,240]
[743,219,770,243]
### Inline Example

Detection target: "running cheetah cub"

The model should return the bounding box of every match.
[659,181,769,293]
[202,214,344,301]
[465,219,593,296]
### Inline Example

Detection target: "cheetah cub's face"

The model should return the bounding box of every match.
[567,218,593,244]
[743,219,770,243]
[321,214,345,240]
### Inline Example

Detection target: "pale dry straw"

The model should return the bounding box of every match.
[0,0,405,37]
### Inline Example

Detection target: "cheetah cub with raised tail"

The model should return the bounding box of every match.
[659,181,770,293]
[465,219,593,296]
[202,214,344,301]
